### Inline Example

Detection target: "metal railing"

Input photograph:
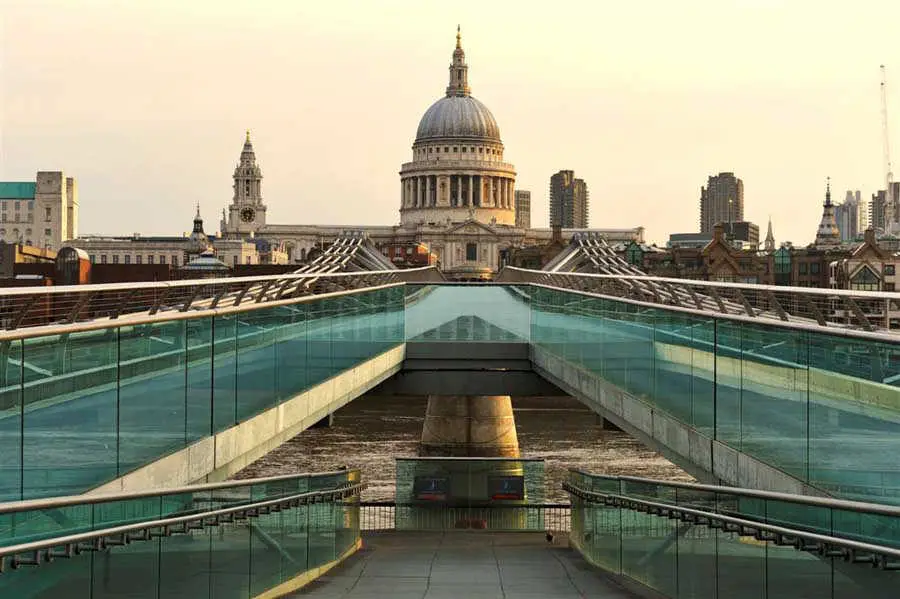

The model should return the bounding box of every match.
[569,472,900,520]
[0,469,357,515]
[0,482,364,573]
[501,266,900,334]
[359,501,571,532]
[564,480,900,571]
[0,263,440,334]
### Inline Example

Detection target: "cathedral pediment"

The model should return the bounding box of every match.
[445,219,497,235]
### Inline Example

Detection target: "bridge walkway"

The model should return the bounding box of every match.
[295,531,637,599]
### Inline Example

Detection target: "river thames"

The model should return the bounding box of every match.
[236,394,692,502]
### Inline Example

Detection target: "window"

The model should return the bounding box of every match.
[798,263,807,275]
[28,201,33,210]
[44,229,51,237]
[886,283,896,292]
[100,255,107,264]
[233,256,238,265]
[1,214,6,223]
[172,256,179,267]
[462,147,466,152]
[444,147,449,152]
[466,243,477,261]
[159,255,166,264]
[453,147,458,152]
[810,262,820,274]
[89,255,96,264]
[147,255,154,264]
[850,266,879,291]
[135,255,142,264]
[15,202,20,211]
[124,255,131,264]
[885,265,896,276]
[45,207,51,221]
[112,255,120,264]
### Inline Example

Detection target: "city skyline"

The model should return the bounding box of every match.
[2,1,900,245]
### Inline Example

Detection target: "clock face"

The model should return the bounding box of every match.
[240,207,255,223]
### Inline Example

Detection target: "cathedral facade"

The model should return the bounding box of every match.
[221,30,643,277]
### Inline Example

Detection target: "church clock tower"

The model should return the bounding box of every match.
[224,130,266,236]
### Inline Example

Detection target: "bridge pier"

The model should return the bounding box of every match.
[420,395,520,457]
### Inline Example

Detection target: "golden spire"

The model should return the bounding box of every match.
[456,25,461,49]
[245,129,251,143]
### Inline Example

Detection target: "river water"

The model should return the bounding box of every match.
[234,394,692,502]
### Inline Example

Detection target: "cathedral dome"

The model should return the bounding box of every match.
[415,95,500,142]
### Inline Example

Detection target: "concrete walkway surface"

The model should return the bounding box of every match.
[293,531,638,599]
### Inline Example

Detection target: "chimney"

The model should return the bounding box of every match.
[864,227,877,245]
[713,223,725,242]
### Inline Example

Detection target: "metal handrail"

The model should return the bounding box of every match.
[529,282,900,343]
[0,482,365,571]
[504,266,900,301]
[568,470,900,517]
[0,469,359,515]
[564,482,900,569]
[0,267,437,299]
[0,281,404,342]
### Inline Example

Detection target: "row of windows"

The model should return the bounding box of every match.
[1,201,34,211]
[85,254,251,266]
[418,146,500,157]
[0,228,52,239]
[89,254,180,266]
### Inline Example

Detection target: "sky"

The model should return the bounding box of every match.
[1,0,899,245]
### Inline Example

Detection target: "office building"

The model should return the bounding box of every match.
[549,170,589,229]
[515,190,531,229]
[699,172,743,233]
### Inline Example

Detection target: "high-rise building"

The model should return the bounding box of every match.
[699,172,743,233]
[835,190,860,241]
[870,182,900,233]
[515,190,531,229]
[549,170,589,228]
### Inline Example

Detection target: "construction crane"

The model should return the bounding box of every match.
[881,65,895,233]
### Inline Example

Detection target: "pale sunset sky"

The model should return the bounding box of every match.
[2,0,899,245]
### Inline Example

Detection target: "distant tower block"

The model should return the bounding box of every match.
[420,395,520,457]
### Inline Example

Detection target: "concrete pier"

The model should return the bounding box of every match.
[420,395,520,457]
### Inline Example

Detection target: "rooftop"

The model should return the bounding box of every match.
[0,182,36,200]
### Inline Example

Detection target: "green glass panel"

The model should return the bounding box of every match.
[208,520,251,598]
[235,308,277,422]
[158,530,212,598]
[212,314,238,433]
[620,509,676,595]
[275,304,308,402]
[186,317,213,442]
[249,510,285,595]
[712,528,766,599]
[118,320,187,475]
[715,320,743,448]
[22,329,118,498]
[91,537,161,598]
[0,339,22,501]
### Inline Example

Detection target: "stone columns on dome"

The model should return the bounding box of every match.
[468,175,474,207]
[426,176,432,207]
[456,175,463,206]
[416,177,423,208]
[488,177,494,207]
